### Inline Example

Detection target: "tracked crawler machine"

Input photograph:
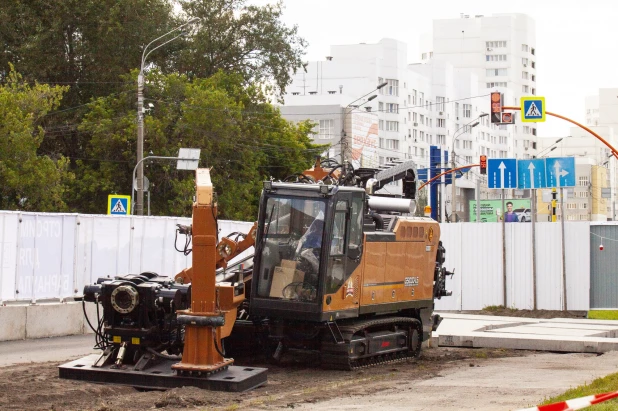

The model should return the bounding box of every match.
[60,158,453,390]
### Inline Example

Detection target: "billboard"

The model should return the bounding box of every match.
[469,198,532,222]
[350,111,379,169]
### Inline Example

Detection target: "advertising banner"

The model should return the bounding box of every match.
[349,111,378,169]
[469,198,532,222]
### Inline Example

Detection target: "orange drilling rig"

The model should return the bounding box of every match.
[60,158,453,391]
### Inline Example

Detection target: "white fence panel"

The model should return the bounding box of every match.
[535,222,565,309]
[462,223,504,310]
[0,211,596,308]
[434,224,461,311]
[565,222,590,310]
[0,212,19,302]
[507,223,534,309]
[13,213,77,301]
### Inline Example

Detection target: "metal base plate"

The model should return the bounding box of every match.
[59,354,267,392]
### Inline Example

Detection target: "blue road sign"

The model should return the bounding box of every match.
[545,157,576,188]
[521,96,546,122]
[108,194,131,215]
[487,158,517,189]
[517,159,547,189]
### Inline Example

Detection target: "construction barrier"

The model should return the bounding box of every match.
[516,391,618,411]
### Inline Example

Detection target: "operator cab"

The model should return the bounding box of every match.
[251,183,364,321]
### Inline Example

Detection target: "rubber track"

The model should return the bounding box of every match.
[320,317,421,370]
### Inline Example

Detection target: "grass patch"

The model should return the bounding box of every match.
[588,310,618,320]
[541,372,618,410]
[482,305,505,311]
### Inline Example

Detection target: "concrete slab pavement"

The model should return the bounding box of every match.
[435,312,618,353]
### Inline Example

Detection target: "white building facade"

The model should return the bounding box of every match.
[280,13,539,221]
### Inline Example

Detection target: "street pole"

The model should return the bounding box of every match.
[136,74,145,215]
[560,187,567,310]
[135,18,200,215]
[531,188,537,310]
[502,188,507,307]
[451,151,457,222]
[476,178,481,222]
[131,155,199,215]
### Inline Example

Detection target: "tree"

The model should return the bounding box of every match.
[74,70,324,219]
[0,67,73,211]
[0,0,177,160]
[177,0,307,98]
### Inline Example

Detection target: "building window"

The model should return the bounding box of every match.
[522,85,529,93]
[580,203,588,209]
[379,138,384,148]
[567,215,577,221]
[463,141,473,149]
[420,114,425,125]
[487,82,507,88]
[577,191,589,198]
[378,102,384,112]
[437,118,446,128]
[463,104,471,118]
[522,44,529,52]
[486,41,507,48]
[381,79,399,96]
[437,134,446,145]
[522,71,529,80]
[412,90,417,105]
[419,92,424,107]
[386,139,399,150]
[385,121,399,132]
[413,112,418,122]
[486,68,508,76]
[436,96,446,112]
[420,131,425,141]
[379,120,384,130]
[578,176,589,186]
[567,203,577,210]
[386,103,399,113]
[522,58,529,66]
[486,54,507,61]
[318,119,334,139]
[413,129,418,141]
[422,53,427,60]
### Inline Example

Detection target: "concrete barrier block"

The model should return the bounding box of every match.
[0,306,27,341]
[26,303,83,339]
[82,302,101,335]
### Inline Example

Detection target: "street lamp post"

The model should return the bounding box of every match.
[136,17,200,216]
[450,114,487,222]
[340,82,388,164]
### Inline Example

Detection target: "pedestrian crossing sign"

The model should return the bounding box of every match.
[520,96,546,122]
[107,194,131,215]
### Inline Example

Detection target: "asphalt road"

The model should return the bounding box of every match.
[0,334,96,367]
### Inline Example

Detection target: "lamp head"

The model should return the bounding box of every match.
[479,113,489,118]
[471,122,480,128]
[377,81,388,89]
[367,95,377,102]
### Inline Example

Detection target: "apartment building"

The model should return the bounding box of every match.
[279,13,538,221]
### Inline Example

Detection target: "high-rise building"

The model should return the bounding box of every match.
[422,13,539,160]
[279,14,539,221]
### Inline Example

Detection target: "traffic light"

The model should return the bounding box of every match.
[480,155,487,175]
[490,92,502,124]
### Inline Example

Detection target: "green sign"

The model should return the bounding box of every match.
[469,198,531,222]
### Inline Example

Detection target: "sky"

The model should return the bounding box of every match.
[249,0,618,139]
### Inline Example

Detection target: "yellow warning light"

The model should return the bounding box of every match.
[424,205,431,217]
[113,336,121,343]
[428,227,434,241]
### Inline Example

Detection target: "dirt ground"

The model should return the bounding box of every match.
[0,346,524,411]
[0,309,590,410]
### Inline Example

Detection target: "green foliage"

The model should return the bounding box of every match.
[0,67,73,211]
[541,373,618,410]
[178,0,307,98]
[0,1,310,216]
[74,70,325,218]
